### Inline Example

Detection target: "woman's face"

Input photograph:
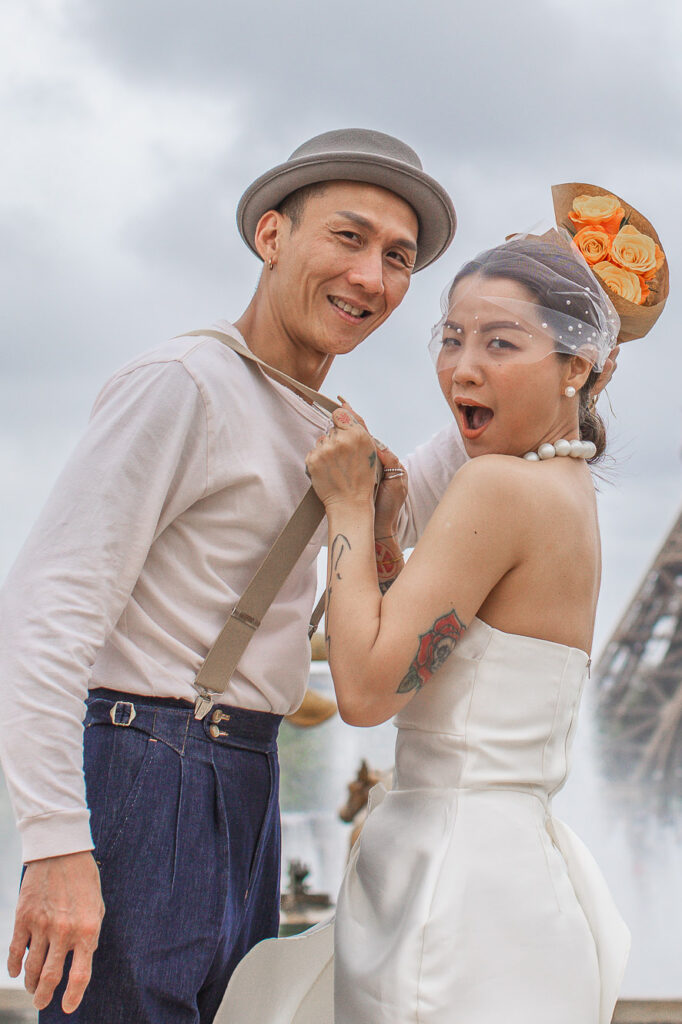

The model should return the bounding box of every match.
[435,273,575,459]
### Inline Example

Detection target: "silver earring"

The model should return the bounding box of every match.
[564,386,576,398]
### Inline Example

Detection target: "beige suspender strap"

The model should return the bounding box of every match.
[194,486,327,718]
[179,329,339,719]
[179,329,339,415]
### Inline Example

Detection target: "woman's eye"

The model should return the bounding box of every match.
[441,334,462,348]
[489,337,517,351]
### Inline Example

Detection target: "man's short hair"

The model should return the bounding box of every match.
[277,183,328,231]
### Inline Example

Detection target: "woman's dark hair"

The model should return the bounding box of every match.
[451,237,609,461]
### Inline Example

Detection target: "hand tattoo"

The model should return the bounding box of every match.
[397,609,466,693]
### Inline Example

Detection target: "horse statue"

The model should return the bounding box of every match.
[338,759,393,856]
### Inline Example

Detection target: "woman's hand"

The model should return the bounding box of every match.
[306,407,378,511]
[323,401,408,534]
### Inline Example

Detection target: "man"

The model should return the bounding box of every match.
[0,128,462,1022]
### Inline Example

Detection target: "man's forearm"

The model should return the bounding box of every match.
[374,536,405,594]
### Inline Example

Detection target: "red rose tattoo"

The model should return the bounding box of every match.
[397,609,466,693]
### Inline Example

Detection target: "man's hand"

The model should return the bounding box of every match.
[372,444,408,541]
[592,344,620,397]
[8,851,105,1013]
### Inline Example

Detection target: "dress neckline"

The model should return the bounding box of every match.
[471,616,590,663]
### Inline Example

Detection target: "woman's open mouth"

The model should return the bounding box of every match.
[456,400,494,439]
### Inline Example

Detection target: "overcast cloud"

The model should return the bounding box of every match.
[1,0,681,651]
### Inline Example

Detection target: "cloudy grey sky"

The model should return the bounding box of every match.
[1,0,681,655]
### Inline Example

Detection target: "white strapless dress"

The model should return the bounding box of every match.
[217,618,630,1024]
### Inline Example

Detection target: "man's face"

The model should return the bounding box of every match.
[269,181,419,358]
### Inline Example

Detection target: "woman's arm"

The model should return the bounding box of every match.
[307,415,524,727]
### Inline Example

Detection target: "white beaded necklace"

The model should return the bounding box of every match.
[523,438,597,462]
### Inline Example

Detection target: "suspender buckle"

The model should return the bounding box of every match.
[230,608,260,631]
[193,684,214,721]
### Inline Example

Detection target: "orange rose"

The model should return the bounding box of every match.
[568,194,625,235]
[610,224,665,281]
[593,261,643,304]
[573,226,612,266]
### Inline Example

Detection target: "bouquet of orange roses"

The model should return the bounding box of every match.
[552,182,668,343]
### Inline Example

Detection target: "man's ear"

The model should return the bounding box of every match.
[254,210,287,266]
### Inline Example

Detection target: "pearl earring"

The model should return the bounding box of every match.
[564,386,576,398]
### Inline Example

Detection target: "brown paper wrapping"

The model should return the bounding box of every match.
[552,182,669,344]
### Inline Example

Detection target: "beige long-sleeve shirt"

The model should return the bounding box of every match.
[0,324,466,861]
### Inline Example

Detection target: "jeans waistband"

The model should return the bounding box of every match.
[86,687,282,753]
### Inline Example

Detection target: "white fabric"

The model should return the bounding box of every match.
[0,323,466,860]
[218,618,630,1024]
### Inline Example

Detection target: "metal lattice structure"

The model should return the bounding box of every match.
[595,505,682,787]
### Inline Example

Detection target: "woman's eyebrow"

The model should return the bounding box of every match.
[481,320,530,332]
[443,320,530,333]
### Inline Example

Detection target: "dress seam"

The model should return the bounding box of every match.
[461,627,492,777]
[541,648,571,786]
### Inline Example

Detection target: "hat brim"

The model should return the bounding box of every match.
[237,152,456,273]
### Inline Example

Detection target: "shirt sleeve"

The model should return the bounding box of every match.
[397,420,468,549]
[0,359,209,861]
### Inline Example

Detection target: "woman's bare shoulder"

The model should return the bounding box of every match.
[442,454,591,530]
[445,454,537,505]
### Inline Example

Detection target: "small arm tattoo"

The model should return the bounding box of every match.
[326,533,352,655]
[397,609,466,694]
[331,533,351,580]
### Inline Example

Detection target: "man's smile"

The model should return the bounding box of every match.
[328,295,373,323]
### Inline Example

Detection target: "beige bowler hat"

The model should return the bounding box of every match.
[236,128,456,272]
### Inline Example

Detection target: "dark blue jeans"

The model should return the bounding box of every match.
[39,688,282,1024]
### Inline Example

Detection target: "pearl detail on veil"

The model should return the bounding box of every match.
[522,439,597,461]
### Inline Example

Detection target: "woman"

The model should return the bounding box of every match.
[219,234,630,1024]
